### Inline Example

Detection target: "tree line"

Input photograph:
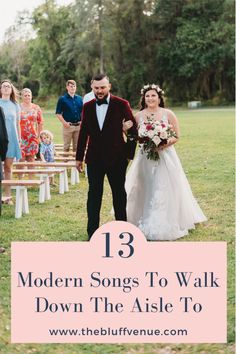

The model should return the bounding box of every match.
[0,0,234,106]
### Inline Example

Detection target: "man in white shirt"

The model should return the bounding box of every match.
[83,90,95,104]
[83,79,95,104]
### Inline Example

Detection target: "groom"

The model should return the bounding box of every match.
[76,73,137,239]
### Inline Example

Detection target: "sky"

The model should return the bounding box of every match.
[0,0,73,43]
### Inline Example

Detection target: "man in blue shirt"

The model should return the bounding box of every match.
[56,80,83,151]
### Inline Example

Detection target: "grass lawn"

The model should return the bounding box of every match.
[0,107,234,353]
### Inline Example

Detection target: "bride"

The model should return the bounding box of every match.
[124,84,207,240]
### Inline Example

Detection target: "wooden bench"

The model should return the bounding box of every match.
[13,161,79,186]
[54,156,75,161]
[51,144,87,178]
[12,168,66,196]
[2,180,45,218]
[54,146,73,150]
[53,156,87,178]
[55,151,76,157]
[54,144,74,149]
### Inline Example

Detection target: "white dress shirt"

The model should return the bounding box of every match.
[96,94,110,130]
[83,91,95,104]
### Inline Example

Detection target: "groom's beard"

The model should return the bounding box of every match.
[95,94,108,100]
[95,94,109,106]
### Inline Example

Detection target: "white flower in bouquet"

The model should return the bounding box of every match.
[160,131,168,139]
[138,124,147,137]
[155,125,163,133]
[147,129,155,139]
[153,135,162,146]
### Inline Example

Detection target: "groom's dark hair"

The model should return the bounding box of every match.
[92,73,109,82]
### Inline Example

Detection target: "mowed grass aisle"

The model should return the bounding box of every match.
[0,108,234,353]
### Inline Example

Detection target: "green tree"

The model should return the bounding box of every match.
[0,0,234,103]
[30,0,73,95]
[0,40,31,89]
[155,0,235,102]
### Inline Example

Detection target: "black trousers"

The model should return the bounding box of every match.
[86,159,128,239]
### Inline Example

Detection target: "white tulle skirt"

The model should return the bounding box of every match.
[125,146,207,241]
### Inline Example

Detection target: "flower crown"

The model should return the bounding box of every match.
[140,84,164,95]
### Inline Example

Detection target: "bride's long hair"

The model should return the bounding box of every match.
[139,84,165,111]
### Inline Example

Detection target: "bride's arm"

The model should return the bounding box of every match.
[134,111,141,125]
[159,109,180,150]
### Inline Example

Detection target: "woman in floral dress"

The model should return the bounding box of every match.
[20,88,44,162]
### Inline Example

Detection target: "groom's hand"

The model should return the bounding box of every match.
[76,160,83,173]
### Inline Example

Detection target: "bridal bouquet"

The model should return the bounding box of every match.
[138,115,177,160]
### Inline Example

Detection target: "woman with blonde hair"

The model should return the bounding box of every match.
[20,88,44,162]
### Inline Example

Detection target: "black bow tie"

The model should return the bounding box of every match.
[96,98,108,106]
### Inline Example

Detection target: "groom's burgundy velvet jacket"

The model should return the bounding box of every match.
[76,94,137,165]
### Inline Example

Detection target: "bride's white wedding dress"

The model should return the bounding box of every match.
[125,114,207,240]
